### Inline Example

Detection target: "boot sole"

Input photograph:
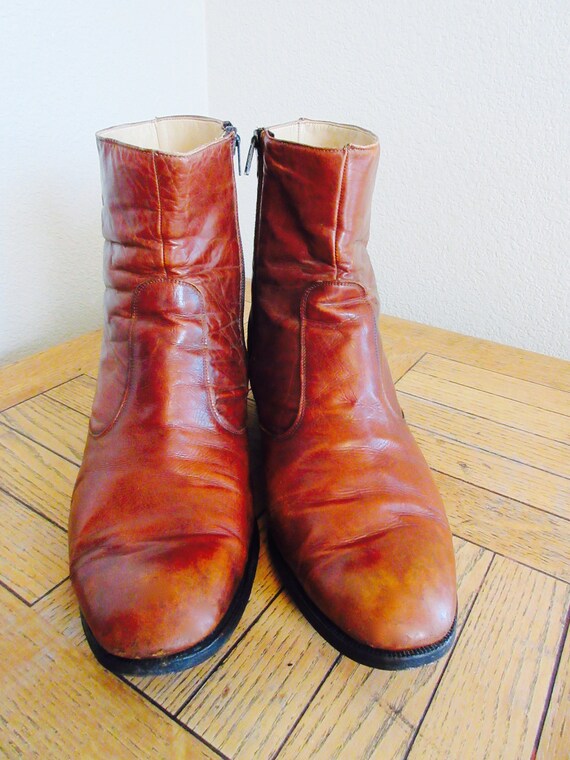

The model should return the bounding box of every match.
[81,523,260,676]
[268,533,456,670]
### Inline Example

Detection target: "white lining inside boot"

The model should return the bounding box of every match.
[97,116,224,154]
[269,119,378,149]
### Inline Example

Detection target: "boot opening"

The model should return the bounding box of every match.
[97,116,225,154]
[268,118,378,150]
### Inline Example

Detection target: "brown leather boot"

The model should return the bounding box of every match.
[69,116,257,675]
[246,118,457,669]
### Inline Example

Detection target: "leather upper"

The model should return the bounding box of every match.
[69,117,253,659]
[249,119,457,650]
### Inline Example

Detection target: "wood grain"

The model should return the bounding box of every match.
[0,285,568,757]
[399,391,570,479]
[537,617,570,760]
[408,556,570,759]
[45,374,96,417]
[0,330,101,412]
[34,578,88,651]
[0,490,68,603]
[178,594,338,759]
[0,595,217,759]
[412,426,570,518]
[397,369,570,444]
[0,394,88,465]
[415,353,570,415]
[0,423,76,528]
[0,580,27,625]
[380,313,570,393]
[278,538,492,760]
[435,472,570,582]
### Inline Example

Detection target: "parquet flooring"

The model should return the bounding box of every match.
[0,289,568,759]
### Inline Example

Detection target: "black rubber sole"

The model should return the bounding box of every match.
[268,533,457,670]
[81,523,260,676]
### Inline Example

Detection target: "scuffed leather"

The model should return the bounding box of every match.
[69,117,253,659]
[249,122,457,650]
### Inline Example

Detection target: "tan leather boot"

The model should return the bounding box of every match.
[246,118,457,669]
[69,116,257,675]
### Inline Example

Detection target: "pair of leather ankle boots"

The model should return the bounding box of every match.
[69,115,457,675]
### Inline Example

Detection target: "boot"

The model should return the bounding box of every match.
[69,116,257,675]
[246,118,457,669]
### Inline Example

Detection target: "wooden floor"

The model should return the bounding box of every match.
[1,291,569,759]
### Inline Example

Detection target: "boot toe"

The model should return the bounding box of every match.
[305,519,457,651]
[72,533,245,660]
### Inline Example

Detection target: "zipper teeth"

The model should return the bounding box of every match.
[245,128,262,175]
[222,121,241,174]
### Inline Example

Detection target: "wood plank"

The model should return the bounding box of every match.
[0,491,68,603]
[128,519,280,714]
[408,556,570,759]
[34,578,88,651]
[399,392,570,479]
[0,394,88,465]
[435,472,570,583]
[397,369,570,444]
[380,313,570,393]
[0,594,217,759]
[45,374,96,417]
[178,594,337,758]
[413,426,570,519]
[415,354,570,416]
[537,619,570,759]
[0,424,76,528]
[278,538,492,760]
[0,582,26,625]
[0,330,101,412]
[381,335,424,384]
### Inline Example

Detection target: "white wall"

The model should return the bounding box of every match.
[1,1,568,366]
[0,0,207,365]
[206,0,569,359]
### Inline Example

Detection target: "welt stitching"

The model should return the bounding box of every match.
[151,151,167,276]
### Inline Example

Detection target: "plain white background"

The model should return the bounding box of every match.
[1,0,568,364]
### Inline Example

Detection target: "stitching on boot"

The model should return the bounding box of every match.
[262,280,369,441]
[90,278,246,438]
[151,151,167,276]
[332,148,348,279]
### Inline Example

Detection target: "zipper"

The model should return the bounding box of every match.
[222,121,241,175]
[245,128,263,175]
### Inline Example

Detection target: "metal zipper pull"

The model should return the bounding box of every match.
[245,128,262,175]
[222,121,241,175]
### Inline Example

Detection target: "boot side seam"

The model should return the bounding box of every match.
[260,279,369,441]
[90,277,246,438]
[332,148,348,279]
[151,151,167,276]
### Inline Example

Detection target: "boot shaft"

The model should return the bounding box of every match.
[91,117,247,435]
[251,118,380,295]
[248,119,384,433]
